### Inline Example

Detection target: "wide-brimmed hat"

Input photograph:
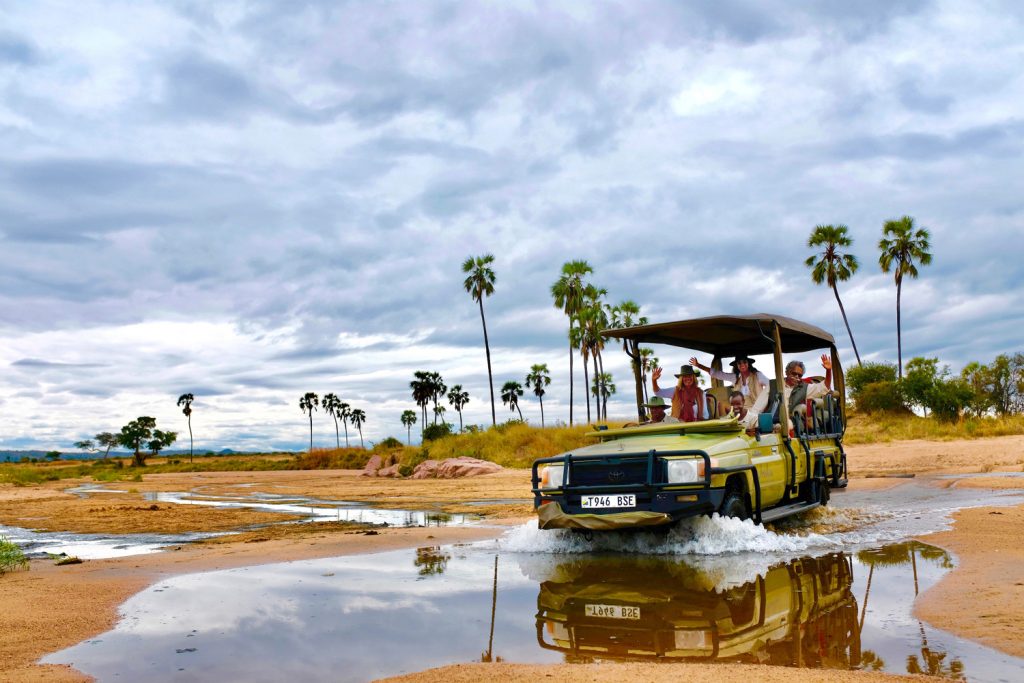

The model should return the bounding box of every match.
[644,396,669,409]
[729,355,756,368]
[674,365,696,378]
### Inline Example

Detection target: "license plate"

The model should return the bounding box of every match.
[585,603,641,620]
[581,494,636,509]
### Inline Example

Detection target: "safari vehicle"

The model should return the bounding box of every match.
[535,553,861,667]
[531,314,848,530]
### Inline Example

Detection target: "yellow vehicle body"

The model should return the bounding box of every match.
[532,314,848,529]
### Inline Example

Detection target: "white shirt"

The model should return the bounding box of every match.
[708,368,769,399]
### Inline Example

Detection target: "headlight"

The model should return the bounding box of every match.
[540,464,565,489]
[666,459,703,484]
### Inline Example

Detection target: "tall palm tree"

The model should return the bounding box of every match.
[608,300,647,421]
[349,408,366,448]
[806,224,862,366]
[338,402,352,448]
[592,372,616,419]
[501,380,524,420]
[569,320,591,422]
[176,393,194,462]
[447,384,470,432]
[401,410,417,445]
[410,371,432,427]
[551,260,593,425]
[462,254,497,426]
[639,347,656,405]
[879,216,932,379]
[322,393,342,448]
[580,285,608,420]
[299,392,319,451]
[524,364,551,427]
[434,404,447,424]
[427,371,447,424]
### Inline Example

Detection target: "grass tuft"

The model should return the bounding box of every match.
[0,536,29,575]
[845,412,1024,444]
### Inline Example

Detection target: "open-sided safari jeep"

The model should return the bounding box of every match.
[532,314,848,531]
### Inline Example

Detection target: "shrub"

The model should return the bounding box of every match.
[374,437,404,451]
[857,381,905,413]
[925,379,975,422]
[422,423,453,442]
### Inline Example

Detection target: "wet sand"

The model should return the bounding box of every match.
[2,436,1023,681]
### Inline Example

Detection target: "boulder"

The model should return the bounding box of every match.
[435,457,503,479]
[410,460,440,479]
[360,454,383,477]
[377,463,403,478]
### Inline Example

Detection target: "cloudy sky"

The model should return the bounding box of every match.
[2,1,1022,451]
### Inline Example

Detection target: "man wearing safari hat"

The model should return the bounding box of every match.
[643,396,679,424]
[689,354,768,409]
[651,364,707,422]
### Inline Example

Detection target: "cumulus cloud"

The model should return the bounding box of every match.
[1,1,1022,450]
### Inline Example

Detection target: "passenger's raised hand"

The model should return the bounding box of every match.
[653,367,663,382]
[820,353,832,371]
[689,357,699,367]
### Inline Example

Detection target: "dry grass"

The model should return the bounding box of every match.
[845,412,1024,444]
[423,422,597,468]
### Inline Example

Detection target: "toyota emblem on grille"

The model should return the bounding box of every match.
[607,469,626,482]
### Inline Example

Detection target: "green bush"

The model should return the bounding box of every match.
[0,536,28,575]
[856,381,905,413]
[925,379,975,422]
[374,437,404,451]
[422,423,453,442]
[847,362,898,395]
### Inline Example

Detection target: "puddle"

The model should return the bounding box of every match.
[0,524,215,560]
[44,536,1024,682]
[144,490,477,527]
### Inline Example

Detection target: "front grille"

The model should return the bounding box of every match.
[569,458,655,487]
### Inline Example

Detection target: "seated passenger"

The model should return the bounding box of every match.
[643,396,679,424]
[652,365,706,422]
[689,354,768,409]
[728,390,758,435]
[749,354,833,420]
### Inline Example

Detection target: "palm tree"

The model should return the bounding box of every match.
[608,300,648,421]
[524,364,551,427]
[551,260,593,425]
[427,371,447,424]
[410,371,432,427]
[592,372,616,420]
[806,224,862,366]
[401,410,417,444]
[349,408,366,448]
[176,393,194,462]
[447,384,470,432]
[299,392,319,451]
[879,216,933,379]
[434,405,447,424]
[322,393,342,448]
[501,380,524,420]
[639,348,657,405]
[338,402,352,448]
[462,254,497,426]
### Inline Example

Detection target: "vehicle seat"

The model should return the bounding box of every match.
[706,386,730,417]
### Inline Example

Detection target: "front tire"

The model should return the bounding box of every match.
[719,492,748,519]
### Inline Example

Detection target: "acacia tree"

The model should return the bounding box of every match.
[95,432,118,460]
[524,364,551,427]
[74,439,95,454]
[551,260,593,425]
[447,384,469,432]
[349,408,366,448]
[462,254,497,426]
[401,410,417,444]
[322,393,343,448]
[879,216,932,380]
[176,393,195,462]
[148,429,177,458]
[501,380,524,420]
[117,416,157,467]
[299,392,319,452]
[806,224,862,366]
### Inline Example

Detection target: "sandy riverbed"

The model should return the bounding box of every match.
[2,435,1023,682]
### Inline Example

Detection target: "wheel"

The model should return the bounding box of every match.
[719,491,748,519]
[807,479,830,506]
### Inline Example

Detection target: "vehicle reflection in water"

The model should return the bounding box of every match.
[534,542,972,678]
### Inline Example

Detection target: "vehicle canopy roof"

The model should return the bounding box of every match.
[602,313,835,355]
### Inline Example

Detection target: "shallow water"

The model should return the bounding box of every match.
[0,524,214,560]
[44,535,1024,682]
